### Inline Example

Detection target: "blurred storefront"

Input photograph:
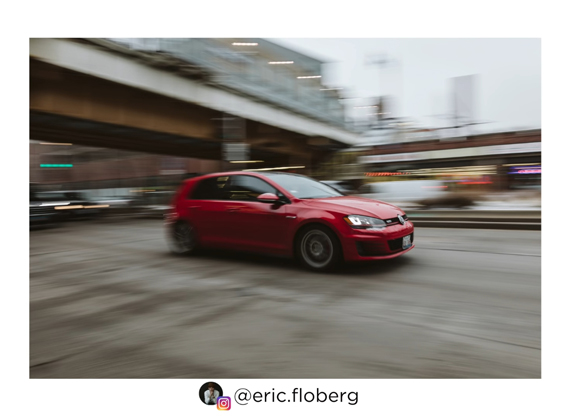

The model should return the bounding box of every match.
[355,129,541,192]
[29,141,223,194]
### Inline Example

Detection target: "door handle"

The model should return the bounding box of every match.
[187,206,200,211]
[227,207,241,212]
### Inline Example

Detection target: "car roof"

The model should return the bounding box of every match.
[183,171,305,183]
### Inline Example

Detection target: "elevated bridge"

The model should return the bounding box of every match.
[30,38,358,172]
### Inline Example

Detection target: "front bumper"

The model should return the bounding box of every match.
[340,221,415,262]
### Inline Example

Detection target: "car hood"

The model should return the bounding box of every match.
[300,196,405,219]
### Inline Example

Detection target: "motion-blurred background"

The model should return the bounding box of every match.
[30,38,540,220]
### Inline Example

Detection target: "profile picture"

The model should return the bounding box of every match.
[199,381,223,405]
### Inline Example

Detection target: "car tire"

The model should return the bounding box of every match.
[167,220,198,255]
[296,224,342,272]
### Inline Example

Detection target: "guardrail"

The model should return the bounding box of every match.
[407,210,541,230]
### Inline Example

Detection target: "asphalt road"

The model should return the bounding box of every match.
[30,219,540,378]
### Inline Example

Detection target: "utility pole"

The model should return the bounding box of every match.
[365,53,401,121]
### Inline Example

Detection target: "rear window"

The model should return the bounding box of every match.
[189,176,231,200]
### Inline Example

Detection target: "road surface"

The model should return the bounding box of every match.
[30,219,540,378]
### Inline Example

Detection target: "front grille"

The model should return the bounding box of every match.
[387,232,414,251]
[384,214,408,226]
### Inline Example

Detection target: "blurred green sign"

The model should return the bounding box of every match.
[40,164,73,168]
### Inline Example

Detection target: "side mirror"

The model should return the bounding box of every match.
[257,193,280,203]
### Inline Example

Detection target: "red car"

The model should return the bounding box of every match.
[165,172,414,271]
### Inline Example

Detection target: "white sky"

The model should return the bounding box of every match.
[272,38,541,133]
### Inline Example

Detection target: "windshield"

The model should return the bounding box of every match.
[262,173,344,199]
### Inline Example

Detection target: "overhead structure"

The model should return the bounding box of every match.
[30,38,359,175]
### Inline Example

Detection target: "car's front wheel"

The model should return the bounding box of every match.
[167,220,198,255]
[296,225,342,271]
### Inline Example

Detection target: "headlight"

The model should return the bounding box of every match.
[344,215,386,230]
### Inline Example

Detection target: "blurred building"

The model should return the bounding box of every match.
[356,128,541,191]
[30,38,358,190]
[29,143,216,192]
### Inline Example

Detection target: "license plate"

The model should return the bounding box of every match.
[402,235,412,249]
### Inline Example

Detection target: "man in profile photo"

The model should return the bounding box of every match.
[204,382,220,405]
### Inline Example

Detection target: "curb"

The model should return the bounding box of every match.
[410,220,540,231]
[406,209,540,230]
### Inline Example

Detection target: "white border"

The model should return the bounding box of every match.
[9,1,564,416]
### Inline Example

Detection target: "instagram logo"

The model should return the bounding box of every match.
[217,396,231,411]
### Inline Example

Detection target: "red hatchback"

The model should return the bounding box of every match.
[165,172,414,271]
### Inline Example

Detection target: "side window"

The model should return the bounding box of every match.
[228,175,277,201]
[189,176,231,200]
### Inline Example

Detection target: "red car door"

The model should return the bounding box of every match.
[225,174,291,254]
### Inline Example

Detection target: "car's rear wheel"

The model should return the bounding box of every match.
[168,220,198,255]
[296,225,342,271]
